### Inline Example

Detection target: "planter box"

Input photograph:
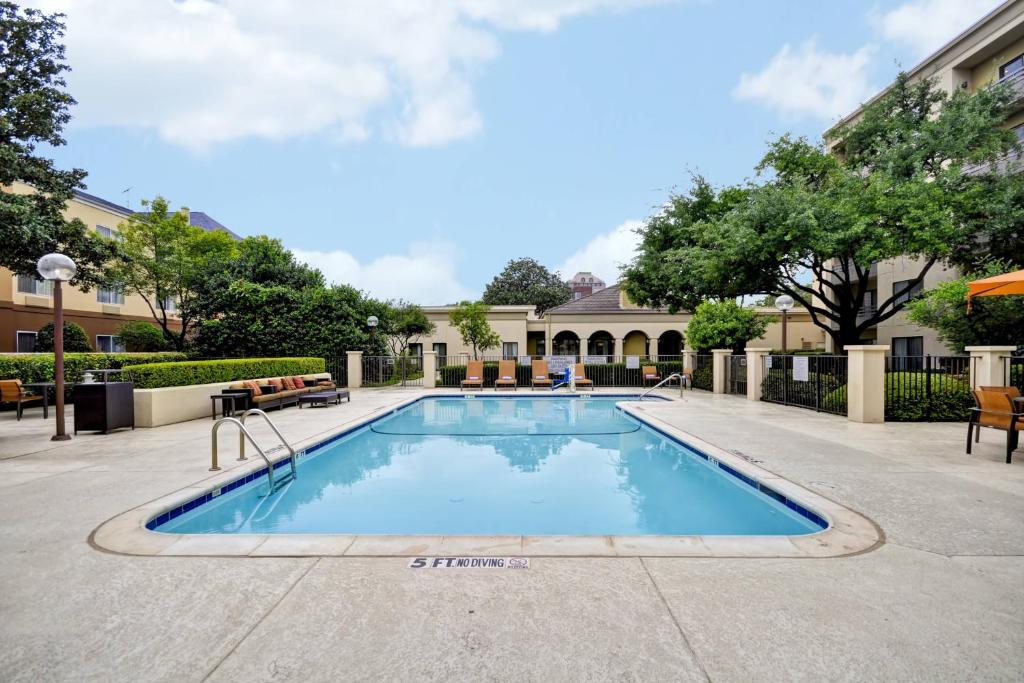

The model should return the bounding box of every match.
[133,373,333,427]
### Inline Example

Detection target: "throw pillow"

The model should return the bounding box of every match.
[269,378,284,391]
[243,380,262,396]
[282,377,296,391]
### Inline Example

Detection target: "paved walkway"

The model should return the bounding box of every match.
[0,389,1021,681]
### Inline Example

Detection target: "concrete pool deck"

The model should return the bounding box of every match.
[1,388,1022,680]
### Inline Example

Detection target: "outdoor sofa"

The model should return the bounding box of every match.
[221,373,339,412]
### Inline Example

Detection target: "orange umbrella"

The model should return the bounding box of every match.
[966,268,1024,311]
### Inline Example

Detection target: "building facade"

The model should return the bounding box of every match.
[568,271,606,300]
[823,0,1024,355]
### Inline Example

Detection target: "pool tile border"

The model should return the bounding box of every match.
[91,392,883,559]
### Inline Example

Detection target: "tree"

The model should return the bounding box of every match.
[482,257,572,314]
[116,321,167,352]
[106,197,236,350]
[449,301,501,359]
[905,262,1024,353]
[624,75,1024,351]
[0,3,116,285]
[381,301,435,357]
[685,300,769,353]
[35,321,90,352]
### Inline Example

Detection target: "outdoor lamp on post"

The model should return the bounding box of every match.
[37,253,77,441]
[366,315,379,348]
[775,294,794,354]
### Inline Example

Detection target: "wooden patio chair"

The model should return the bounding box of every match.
[494,360,517,391]
[531,360,552,390]
[572,363,594,391]
[0,379,45,421]
[641,365,661,386]
[680,366,693,390]
[461,360,484,391]
[980,386,1021,398]
[967,389,1023,464]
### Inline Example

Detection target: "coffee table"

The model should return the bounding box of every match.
[298,390,349,409]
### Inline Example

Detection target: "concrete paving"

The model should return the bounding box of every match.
[0,388,1022,681]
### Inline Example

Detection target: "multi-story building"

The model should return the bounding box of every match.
[568,271,606,300]
[823,0,1024,356]
[0,182,238,353]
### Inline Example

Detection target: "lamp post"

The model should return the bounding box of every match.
[775,294,794,354]
[37,253,77,441]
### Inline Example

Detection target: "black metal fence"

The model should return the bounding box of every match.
[324,356,348,388]
[435,355,686,388]
[727,354,747,395]
[1003,355,1024,394]
[361,355,423,387]
[761,355,848,416]
[884,355,973,422]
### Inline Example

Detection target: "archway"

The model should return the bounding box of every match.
[552,330,580,356]
[586,330,614,358]
[658,330,684,356]
[622,330,649,357]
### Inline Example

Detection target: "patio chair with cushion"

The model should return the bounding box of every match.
[494,360,517,391]
[642,365,661,386]
[531,360,552,390]
[680,366,693,390]
[573,363,594,391]
[967,388,1023,464]
[980,386,1022,398]
[461,360,484,391]
[0,379,45,420]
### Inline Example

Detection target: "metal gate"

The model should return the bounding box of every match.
[761,355,848,416]
[728,355,747,395]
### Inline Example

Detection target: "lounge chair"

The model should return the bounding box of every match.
[680,366,693,390]
[573,363,594,391]
[531,360,552,390]
[980,386,1022,398]
[0,379,45,420]
[494,360,517,391]
[461,360,484,391]
[967,388,1023,464]
[642,365,661,386]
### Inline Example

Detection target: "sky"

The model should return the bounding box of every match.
[31,0,1003,304]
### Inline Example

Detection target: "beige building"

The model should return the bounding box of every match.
[823,0,1024,356]
[415,284,825,361]
[1,182,237,352]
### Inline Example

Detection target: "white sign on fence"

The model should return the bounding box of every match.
[765,357,772,369]
[792,355,809,382]
[519,356,532,366]
[583,355,608,365]
[547,355,575,373]
[626,355,640,369]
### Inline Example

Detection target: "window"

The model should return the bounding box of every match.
[96,285,125,305]
[16,274,53,296]
[502,342,519,359]
[16,331,37,353]
[96,335,126,353]
[160,296,177,312]
[574,292,582,300]
[891,336,924,358]
[408,343,423,357]
[859,289,876,315]
[892,279,922,306]
[95,224,121,240]
[999,52,1024,80]
[432,343,447,359]
[1014,123,1024,144]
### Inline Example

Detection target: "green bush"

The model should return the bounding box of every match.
[117,321,168,352]
[120,357,326,389]
[35,322,92,352]
[824,372,973,422]
[0,352,187,384]
[691,364,712,391]
[437,360,684,388]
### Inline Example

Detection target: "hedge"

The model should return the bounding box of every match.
[0,352,187,384]
[823,372,973,422]
[437,360,684,388]
[120,357,326,389]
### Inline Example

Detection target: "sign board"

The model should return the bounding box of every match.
[583,355,608,365]
[547,355,575,373]
[765,357,772,369]
[792,355,809,382]
[625,355,640,369]
[519,355,532,367]
[408,557,530,569]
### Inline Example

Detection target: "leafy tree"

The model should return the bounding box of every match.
[685,300,769,353]
[482,257,572,314]
[381,301,435,357]
[35,321,91,352]
[449,301,501,359]
[105,197,237,350]
[905,262,1024,353]
[624,74,1024,351]
[116,320,167,352]
[0,3,116,285]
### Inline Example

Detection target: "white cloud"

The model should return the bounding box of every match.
[556,219,643,284]
[733,40,876,121]
[28,0,664,151]
[872,0,1001,57]
[291,241,473,304]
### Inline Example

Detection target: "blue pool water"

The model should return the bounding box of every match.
[157,396,824,536]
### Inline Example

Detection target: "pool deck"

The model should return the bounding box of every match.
[1,388,1022,681]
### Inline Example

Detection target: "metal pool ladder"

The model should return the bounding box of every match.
[639,373,682,400]
[210,409,297,494]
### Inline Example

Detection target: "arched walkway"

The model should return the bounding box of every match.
[586,330,614,357]
[622,330,649,357]
[658,330,684,356]
[552,330,580,356]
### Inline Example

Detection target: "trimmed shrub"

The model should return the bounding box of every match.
[117,321,168,352]
[0,352,187,384]
[120,357,326,389]
[35,322,92,352]
[824,372,973,422]
[437,360,684,388]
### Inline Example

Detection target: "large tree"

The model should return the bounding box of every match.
[380,301,435,358]
[449,301,501,359]
[482,257,572,314]
[624,74,1024,350]
[0,3,115,284]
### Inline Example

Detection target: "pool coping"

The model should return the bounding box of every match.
[90,392,883,559]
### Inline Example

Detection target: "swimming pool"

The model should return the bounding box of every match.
[150,396,826,537]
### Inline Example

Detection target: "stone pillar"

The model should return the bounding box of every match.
[844,345,889,423]
[712,349,732,394]
[745,347,771,402]
[613,338,623,359]
[682,349,696,371]
[422,351,437,389]
[649,337,659,361]
[965,346,1015,388]
[346,351,363,389]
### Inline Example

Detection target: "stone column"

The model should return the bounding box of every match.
[682,349,696,371]
[965,346,1015,388]
[844,345,889,423]
[745,347,771,401]
[649,337,659,361]
[346,351,363,389]
[422,351,437,389]
[613,338,623,359]
[711,349,732,394]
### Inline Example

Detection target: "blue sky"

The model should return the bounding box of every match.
[36,0,1000,303]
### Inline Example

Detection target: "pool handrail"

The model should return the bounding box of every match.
[210,410,297,495]
[639,373,682,400]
